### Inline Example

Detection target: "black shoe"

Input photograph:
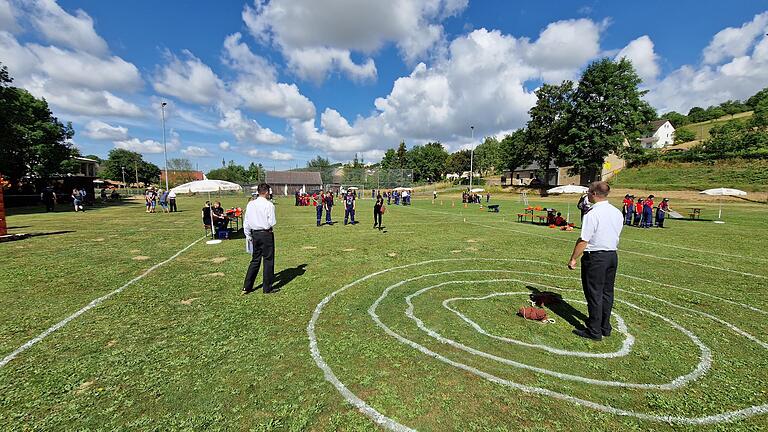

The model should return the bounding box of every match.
[573,329,602,341]
[602,330,612,337]
[264,288,280,294]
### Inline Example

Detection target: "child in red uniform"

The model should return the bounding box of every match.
[643,195,655,228]
[634,198,644,226]
[622,194,634,225]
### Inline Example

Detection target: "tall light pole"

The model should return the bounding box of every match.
[469,125,475,191]
[161,102,169,190]
[121,166,126,188]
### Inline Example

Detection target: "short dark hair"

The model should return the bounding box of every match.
[588,181,610,197]
[257,183,270,194]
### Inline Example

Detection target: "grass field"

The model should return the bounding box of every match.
[2,193,767,431]
[610,159,768,193]
[678,111,754,141]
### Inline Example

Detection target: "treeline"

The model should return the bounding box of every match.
[632,89,768,165]
[206,161,265,184]
[661,88,767,127]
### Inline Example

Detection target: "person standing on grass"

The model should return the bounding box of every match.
[344,190,356,225]
[567,181,623,341]
[71,188,83,212]
[643,195,655,228]
[623,195,634,225]
[41,186,57,212]
[159,189,170,213]
[373,194,384,229]
[656,198,670,228]
[168,189,177,212]
[325,191,334,225]
[242,183,277,294]
[316,191,324,227]
[633,198,644,227]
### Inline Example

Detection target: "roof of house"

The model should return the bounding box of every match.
[265,171,322,185]
[649,119,671,131]
[513,160,559,171]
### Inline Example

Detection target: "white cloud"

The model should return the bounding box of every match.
[24,80,144,117]
[223,33,316,119]
[219,141,231,150]
[523,18,604,82]
[218,108,285,144]
[26,0,108,55]
[615,35,660,82]
[27,44,142,91]
[153,50,225,105]
[83,120,129,140]
[242,0,468,81]
[703,12,768,64]
[114,138,164,154]
[269,150,294,161]
[181,146,213,157]
[320,108,355,137]
[646,13,768,114]
[0,0,19,32]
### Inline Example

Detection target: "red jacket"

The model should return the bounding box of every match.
[635,202,643,213]
[645,199,654,209]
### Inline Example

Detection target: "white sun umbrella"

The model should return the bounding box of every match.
[170,179,243,243]
[547,185,589,222]
[347,186,359,190]
[700,188,747,223]
[470,188,484,193]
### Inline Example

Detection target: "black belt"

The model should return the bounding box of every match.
[251,228,273,233]
[584,250,616,255]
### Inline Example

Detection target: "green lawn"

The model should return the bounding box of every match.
[1,194,767,431]
[678,111,754,141]
[610,159,768,193]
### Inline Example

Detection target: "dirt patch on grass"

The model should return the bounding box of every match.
[106,340,117,348]
[302,246,317,250]
[465,247,478,252]
[387,252,397,257]
[74,380,95,394]
[342,248,356,252]
[204,272,225,277]
[132,256,150,261]
[93,238,105,242]
[180,297,200,305]
[450,250,462,253]
[211,257,227,264]
[465,239,478,243]
[130,249,141,253]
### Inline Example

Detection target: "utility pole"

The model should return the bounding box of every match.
[469,125,475,191]
[134,161,139,188]
[161,102,169,190]
[121,166,126,188]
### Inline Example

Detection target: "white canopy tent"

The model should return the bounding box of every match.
[546,185,589,222]
[470,188,485,193]
[170,179,243,244]
[700,188,747,223]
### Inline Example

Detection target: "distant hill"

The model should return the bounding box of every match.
[609,158,768,192]
[677,111,753,141]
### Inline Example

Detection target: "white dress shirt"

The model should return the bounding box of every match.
[580,200,623,252]
[243,196,276,236]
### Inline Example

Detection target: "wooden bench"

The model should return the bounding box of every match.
[488,204,500,213]
[517,213,525,222]
[535,215,547,224]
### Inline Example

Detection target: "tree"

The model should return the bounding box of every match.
[662,111,689,128]
[306,155,333,185]
[207,161,247,183]
[0,62,76,186]
[380,149,398,169]
[101,149,160,185]
[673,129,696,144]
[396,141,408,167]
[562,58,656,182]
[526,81,575,170]
[687,106,706,123]
[746,87,768,109]
[307,155,330,169]
[165,157,197,186]
[499,129,535,171]
[445,149,472,174]
[168,158,194,171]
[246,162,264,183]
[473,136,503,175]
[406,142,448,182]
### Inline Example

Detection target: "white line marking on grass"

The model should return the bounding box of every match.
[308,258,768,430]
[0,236,205,369]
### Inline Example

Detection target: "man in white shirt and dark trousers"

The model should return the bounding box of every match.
[567,181,623,341]
[242,183,278,294]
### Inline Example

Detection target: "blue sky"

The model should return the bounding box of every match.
[1,1,767,173]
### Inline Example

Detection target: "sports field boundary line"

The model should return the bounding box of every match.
[0,236,206,369]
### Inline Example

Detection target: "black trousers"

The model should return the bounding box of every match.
[373,209,382,226]
[580,251,618,337]
[243,230,275,292]
[169,199,177,212]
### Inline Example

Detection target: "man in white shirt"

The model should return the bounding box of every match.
[567,181,623,341]
[242,183,278,294]
[168,190,177,212]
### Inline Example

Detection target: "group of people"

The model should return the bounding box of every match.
[144,187,178,213]
[621,194,671,228]
[202,200,233,235]
[462,192,490,204]
[386,190,410,206]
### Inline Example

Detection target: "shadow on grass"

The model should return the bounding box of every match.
[255,264,308,291]
[27,230,76,238]
[6,200,143,216]
[527,286,587,331]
